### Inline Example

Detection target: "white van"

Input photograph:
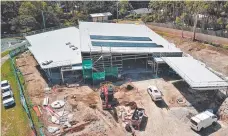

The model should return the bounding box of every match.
[147,86,162,101]
[190,111,217,131]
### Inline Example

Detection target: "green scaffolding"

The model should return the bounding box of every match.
[92,72,105,80]
[105,67,118,77]
[82,59,92,79]
[82,60,118,81]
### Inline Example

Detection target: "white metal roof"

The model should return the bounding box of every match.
[79,22,182,54]
[26,27,82,69]
[131,8,152,14]
[162,57,228,90]
[90,12,112,17]
[154,57,165,64]
[193,111,214,121]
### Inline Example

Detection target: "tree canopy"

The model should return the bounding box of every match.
[1,1,228,34]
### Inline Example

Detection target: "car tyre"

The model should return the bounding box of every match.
[200,127,204,131]
[212,122,216,126]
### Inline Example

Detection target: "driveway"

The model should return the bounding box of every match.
[1,54,10,66]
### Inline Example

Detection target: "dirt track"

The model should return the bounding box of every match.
[15,52,228,136]
[14,25,228,136]
[147,24,228,46]
[148,25,228,76]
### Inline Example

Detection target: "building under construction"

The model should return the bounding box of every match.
[26,22,228,90]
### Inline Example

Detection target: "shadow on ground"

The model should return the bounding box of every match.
[4,103,16,109]
[172,81,225,113]
[195,122,222,136]
[154,100,170,110]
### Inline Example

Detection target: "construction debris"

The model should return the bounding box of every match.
[66,83,79,88]
[51,100,65,109]
[47,126,60,134]
[126,84,134,90]
[51,116,60,124]
[176,97,185,104]
[43,97,49,106]
[60,122,91,136]
[218,98,228,123]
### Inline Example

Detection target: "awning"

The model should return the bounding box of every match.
[162,57,228,90]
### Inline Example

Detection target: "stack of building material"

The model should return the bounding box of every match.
[217,98,228,123]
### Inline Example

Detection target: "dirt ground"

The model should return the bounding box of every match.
[15,51,228,136]
[130,79,228,136]
[15,32,228,136]
[15,51,47,104]
[148,26,228,76]
[15,52,126,136]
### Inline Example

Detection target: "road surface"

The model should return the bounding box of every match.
[1,54,10,66]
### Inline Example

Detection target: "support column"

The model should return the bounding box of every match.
[146,54,148,71]
[61,69,64,83]
[156,62,158,77]
[111,54,113,67]
[59,67,61,79]
[47,68,51,76]
[153,61,155,73]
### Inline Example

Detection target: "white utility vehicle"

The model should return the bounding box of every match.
[1,80,9,88]
[1,80,15,107]
[190,111,217,131]
[147,86,162,101]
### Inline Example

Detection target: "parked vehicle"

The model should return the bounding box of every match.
[147,86,162,101]
[1,80,15,107]
[190,111,218,131]
[2,85,13,96]
[1,80,9,88]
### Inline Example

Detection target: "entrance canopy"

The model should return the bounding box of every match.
[162,57,228,90]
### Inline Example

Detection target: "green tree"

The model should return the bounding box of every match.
[15,1,61,30]
[10,15,38,32]
[1,1,20,23]
[185,1,211,40]
[1,1,21,33]
[175,16,185,38]
[118,0,132,19]
[18,1,37,16]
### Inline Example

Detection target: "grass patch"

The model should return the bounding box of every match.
[153,30,177,38]
[223,45,228,50]
[1,59,31,136]
[1,50,10,57]
[17,70,41,134]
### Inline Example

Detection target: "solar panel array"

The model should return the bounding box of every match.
[90,35,152,41]
[90,35,163,48]
[91,41,163,47]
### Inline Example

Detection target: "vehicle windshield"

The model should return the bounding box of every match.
[190,119,198,126]
[2,88,10,93]
[3,95,12,100]
[1,83,8,87]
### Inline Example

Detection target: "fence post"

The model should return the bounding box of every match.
[9,50,38,136]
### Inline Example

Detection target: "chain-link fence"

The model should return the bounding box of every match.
[9,47,44,136]
[147,22,228,38]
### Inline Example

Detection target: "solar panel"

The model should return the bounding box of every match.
[91,41,163,48]
[90,35,152,41]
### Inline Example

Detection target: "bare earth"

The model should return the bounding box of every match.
[15,30,228,136]
[151,28,228,76]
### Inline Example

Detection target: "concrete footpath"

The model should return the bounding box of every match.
[1,54,10,66]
